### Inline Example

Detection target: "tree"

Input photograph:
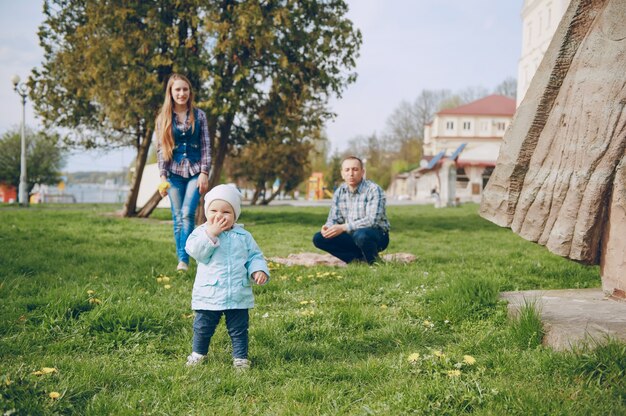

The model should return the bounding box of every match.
[0,127,66,193]
[231,136,313,205]
[494,77,517,100]
[31,0,206,217]
[30,0,361,220]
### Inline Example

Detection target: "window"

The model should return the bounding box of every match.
[462,121,471,130]
[495,122,506,131]
[446,121,454,130]
[456,167,469,189]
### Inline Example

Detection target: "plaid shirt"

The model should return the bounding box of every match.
[157,108,211,178]
[325,179,390,233]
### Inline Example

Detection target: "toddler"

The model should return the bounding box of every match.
[184,184,269,369]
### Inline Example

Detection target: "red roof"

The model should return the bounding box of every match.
[437,94,515,117]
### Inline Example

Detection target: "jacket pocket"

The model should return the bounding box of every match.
[200,275,219,287]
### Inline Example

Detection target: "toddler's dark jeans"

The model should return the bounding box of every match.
[192,309,249,359]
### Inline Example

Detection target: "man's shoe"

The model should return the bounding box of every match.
[177,262,188,272]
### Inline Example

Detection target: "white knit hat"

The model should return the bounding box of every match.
[204,184,242,220]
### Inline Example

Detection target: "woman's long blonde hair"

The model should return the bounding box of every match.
[156,73,196,161]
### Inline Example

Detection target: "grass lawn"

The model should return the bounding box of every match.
[1,203,624,415]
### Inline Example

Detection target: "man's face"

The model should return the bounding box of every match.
[341,159,364,189]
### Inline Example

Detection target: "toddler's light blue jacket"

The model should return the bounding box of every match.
[185,224,269,311]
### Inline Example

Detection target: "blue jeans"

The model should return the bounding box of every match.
[313,227,389,264]
[192,309,249,359]
[168,173,201,264]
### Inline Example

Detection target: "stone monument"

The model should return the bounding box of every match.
[480,0,626,298]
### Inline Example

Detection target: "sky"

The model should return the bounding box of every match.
[0,1,522,173]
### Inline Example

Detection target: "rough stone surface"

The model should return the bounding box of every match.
[600,159,626,296]
[501,288,626,351]
[481,0,626,293]
[269,252,417,267]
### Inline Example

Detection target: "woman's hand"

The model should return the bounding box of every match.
[158,178,170,197]
[198,172,209,194]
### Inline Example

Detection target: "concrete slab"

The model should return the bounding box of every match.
[500,288,626,351]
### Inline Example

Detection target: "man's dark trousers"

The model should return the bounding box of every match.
[313,227,389,264]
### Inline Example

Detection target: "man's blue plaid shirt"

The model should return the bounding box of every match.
[325,179,390,233]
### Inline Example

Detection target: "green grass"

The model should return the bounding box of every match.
[1,203,624,415]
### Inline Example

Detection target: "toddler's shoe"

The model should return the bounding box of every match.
[177,262,189,272]
[233,358,250,370]
[186,352,205,366]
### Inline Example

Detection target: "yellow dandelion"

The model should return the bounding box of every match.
[463,355,476,365]
[158,182,170,193]
[182,313,194,319]
[296,276,302,282]
[88,298,102,305]
[279,275,288,281]
[433,350,445,358]
[161,276,170,283]
[380,304,388,309]
[49,391,61,400]
[31,371,44,376]
[41,367,57,374]
[447,369,461,377]
[156,277,163,283]
[423,320,432,327]
[87,290,95,295]
[300,300,309,305]
[164,284,171,289]
[407,353,420,363]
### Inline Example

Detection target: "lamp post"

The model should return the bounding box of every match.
[11,75,28,207]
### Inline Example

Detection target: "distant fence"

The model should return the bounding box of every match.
[40,184,129,204]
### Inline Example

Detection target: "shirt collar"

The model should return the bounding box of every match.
[345,179,366,194]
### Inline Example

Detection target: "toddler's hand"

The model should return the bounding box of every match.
[205,216,230,238]
[252,271,268,285]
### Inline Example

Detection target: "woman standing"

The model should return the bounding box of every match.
[156,74,211,272]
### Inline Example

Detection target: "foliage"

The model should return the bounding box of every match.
[30,0,361,216]
[494,77,518,100]
[337,79,517,189]
[2,203,623,415]
[575,341,626,387]
[0,127,66,192]
[230,136,313,204]
[426,275,501,322]
[510,300,545,349]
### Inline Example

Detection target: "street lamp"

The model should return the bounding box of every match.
[11,74,28,207]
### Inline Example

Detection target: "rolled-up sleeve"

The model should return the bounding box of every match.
[155,129,171,178]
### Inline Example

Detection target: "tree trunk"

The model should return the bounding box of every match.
[136,190,163,218]
[260,183,284,205]
[250,184,262,205]
[194,114,234,225]
[122,128,152,217]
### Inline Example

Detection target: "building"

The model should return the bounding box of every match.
[517,0,570,105]
[0,184,17,203]
[395,94,515,204]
